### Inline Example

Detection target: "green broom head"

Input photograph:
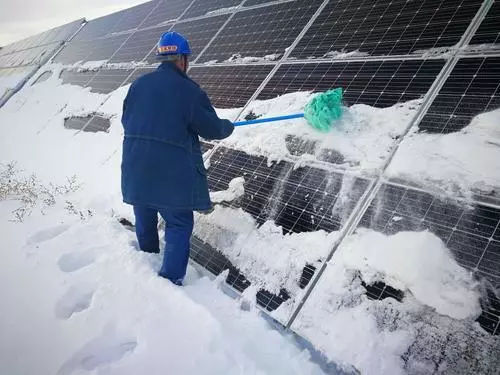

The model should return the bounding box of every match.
[303,88,343,132]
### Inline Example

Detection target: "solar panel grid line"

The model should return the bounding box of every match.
[195,0,325,64]
[458,0,496,49]
[283,53,460,325]
[104,0,168,64]
[199,0,330,163]
[468,0,499,47]
[180,0,246,21]
[191,10,238,64]
[288,0,487,59]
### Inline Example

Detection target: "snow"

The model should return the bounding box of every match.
[293,229,493,375]
[340,229,481,320]
[210,176,245,203]
[232,92,421,174]
[195,205,338,298]
[0,66,33,99]
[205,6,241,16]
[322,50,369,59]
[224,53,281,64]
[0,200,325,375]
[388,108,500,199]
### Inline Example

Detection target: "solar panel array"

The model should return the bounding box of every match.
[5,0,499,370]
[0,19,83,104]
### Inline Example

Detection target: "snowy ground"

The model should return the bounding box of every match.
[1,61,499,374]
[0,197,329,375]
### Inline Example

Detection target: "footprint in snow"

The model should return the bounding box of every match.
[57,327,137,375]
[58,250,96,273]
[54,284,95,319]
[26,224,70,246]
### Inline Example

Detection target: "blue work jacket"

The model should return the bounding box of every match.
[121,62,234,210]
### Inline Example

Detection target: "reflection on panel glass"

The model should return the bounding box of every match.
[290,0,483,58]
[419,57,500,133]
[197,0,322,63]
[258,60,445,107]
[189,64,273,108]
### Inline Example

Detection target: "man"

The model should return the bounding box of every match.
[121,31,234,285]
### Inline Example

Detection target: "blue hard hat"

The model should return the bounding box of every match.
[156,31,191,58]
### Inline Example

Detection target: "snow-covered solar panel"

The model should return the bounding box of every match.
[196,0,322,63]
[189,64,274,108]
[469,1,500,46]
[180,0,243,20]
[110,24,174,63]
[141,0,193,28]
[146,15,230,62]
[31,71,53,85]
[243,0,282,6]
[190,145,370,315]
[358,183,500,335]
[418,56,500,133]
[257,60,445,107]
[289,0,484,59]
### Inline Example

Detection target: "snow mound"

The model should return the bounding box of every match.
[388,107,500,199]
[233,92,421,174]
[341,229,481,320]
[294,229,492,375]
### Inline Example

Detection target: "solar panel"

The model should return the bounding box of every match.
[146,15,230,62]
[257,59,445,108]
[107,1,157,35]
[110,25,174,63]
[71,12,127,42]
[243,0,282,6]
[64,114,111,132]
[289,0,484,59]
[53,34,130,64]
[189,64,274,108]
[357,183,500,334]
[196,0,322,63]
[86,69,134,94]
[418,56,500,133]
[180,0,243,20]
[469,0,500,46]
[141,0,193,28]
[60,69,97,88]
[190,145,370,315]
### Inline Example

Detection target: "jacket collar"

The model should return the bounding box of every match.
[158,62,188,79]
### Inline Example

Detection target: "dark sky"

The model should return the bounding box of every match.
[0,0,147,46]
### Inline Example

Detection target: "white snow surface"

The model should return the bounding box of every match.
[233,92,421,174]
[210,176,246,203]
[294,229,485,375]
[0,202,324,375]
[0,66,33,98]
[388,108,500,198]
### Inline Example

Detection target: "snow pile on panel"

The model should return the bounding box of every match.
[293,229,496,375]
[388,108,500,199]
[232,92,421,175]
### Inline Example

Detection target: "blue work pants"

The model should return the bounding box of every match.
[133,206,194,285]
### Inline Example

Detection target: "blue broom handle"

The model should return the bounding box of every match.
[233,113,304,127]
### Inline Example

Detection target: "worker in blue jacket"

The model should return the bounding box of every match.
[121,31,234,285]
